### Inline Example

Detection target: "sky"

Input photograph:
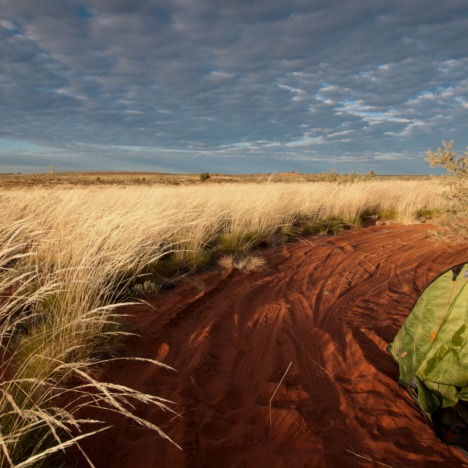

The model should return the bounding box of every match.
[1,0,468,174]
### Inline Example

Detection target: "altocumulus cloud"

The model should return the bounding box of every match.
[1,0,468,173]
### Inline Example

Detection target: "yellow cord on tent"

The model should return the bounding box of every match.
[430,280,456,342]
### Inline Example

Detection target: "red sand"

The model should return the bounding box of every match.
[77,225,468,467]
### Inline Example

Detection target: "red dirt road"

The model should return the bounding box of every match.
[78,225,468,467]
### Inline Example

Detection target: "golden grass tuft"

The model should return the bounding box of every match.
[218,255,267,271]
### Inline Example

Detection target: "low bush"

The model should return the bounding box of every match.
[426,140,467,243]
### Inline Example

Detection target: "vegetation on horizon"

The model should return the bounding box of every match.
[0,170,434,188]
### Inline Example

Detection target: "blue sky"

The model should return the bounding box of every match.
[1,0,468,174]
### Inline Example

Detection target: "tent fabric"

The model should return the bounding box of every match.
[389,263,468,451]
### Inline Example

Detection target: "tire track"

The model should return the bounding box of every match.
[78,225,468,468]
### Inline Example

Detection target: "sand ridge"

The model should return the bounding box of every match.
[77,225,468,467]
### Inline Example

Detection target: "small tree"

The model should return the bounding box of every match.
[200,172,211,182]
[426,139,468,243]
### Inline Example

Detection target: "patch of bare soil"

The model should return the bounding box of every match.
[75,225,468,467]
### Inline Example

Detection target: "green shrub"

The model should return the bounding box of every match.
[280,224,299,241]
[357,208,397,225]
[414,208,441,220]
[302,217,350,236]
[302,222,328,235]
[217,231,263,254]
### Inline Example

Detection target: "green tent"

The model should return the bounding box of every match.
[389,263,468,452]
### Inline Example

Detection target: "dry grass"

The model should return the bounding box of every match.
[0,226,179,466]
[218,255,267,271]
[0,178,449,465]
[426,140,468,243]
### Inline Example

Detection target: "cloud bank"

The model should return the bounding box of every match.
[1,0,468,173]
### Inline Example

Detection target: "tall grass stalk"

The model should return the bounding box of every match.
[0,225,179,465]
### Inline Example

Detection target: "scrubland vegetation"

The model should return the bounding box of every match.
[0,178,454,465]
[426,140,468,243]
[0,169,429,188]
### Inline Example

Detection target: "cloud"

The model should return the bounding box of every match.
[286,135,326,147]
[0,0,467,174]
